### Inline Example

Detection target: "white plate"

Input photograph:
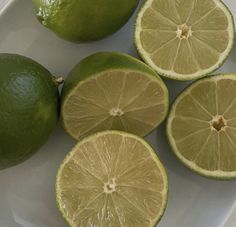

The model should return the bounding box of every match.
[0,0,236,226]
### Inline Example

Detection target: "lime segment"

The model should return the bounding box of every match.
[56,131,168,226]
[135,0,235,80]
[61,52,169,140]
[167,74,236,179]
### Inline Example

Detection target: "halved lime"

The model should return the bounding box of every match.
[135,0,235,80]
[167,74,236,179]
[61,52,169,140]
[56,131,168,226]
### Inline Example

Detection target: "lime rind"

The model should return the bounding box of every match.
[56,130,168,227]
[135,0,235,81]
[0,53,59,169]
[167,74,236,179]
[33,0,139,42]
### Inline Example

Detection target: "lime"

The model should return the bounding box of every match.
[167,74,236,179]
[56,130,168,226]
[33,0,139,42]
[0,54,59,169]
[61,52,169,140]
[135,0,235,80]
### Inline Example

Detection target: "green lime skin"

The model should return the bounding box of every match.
[0,54,59,169]
[32,0,139,42]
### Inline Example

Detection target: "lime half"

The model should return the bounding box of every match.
[135,0,235,80]
[167,74,236,179]
[61,52,169,140]
[56,131,168,226]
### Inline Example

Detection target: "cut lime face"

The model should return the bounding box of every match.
[61,52,169,140]
[135,0,235,80]
[56,131,168,226]
[167,74,236,179]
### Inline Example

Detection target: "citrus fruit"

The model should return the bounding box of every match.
[33,0,139,42]
[135,0,235,80]
[0,53,60,169]
[167,74,236,179]
[56,130,168,226]
[61,52,169,140]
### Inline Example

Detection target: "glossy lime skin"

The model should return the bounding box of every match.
[33,0,139,42]
[0,54,59,169]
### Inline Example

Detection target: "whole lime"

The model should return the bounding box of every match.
[32,0,139,42]
[0,54,60,169]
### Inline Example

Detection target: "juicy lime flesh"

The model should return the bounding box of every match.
[62,70,168,140]
[0,54,59,169]
[56,131,168,226]
[135,0,234,79]
[167,75,236,178]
